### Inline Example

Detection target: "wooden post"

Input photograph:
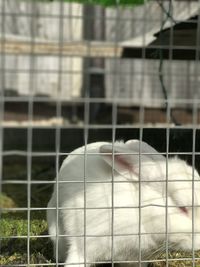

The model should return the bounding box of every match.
[83,5,105,122]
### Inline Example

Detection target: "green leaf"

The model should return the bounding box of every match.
[59,0,146,6]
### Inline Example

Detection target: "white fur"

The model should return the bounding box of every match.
[47,140,200,267]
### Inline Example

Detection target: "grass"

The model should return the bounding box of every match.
[0,212,48,237]
[0,212,53,266]
[149,251,200,267]
[0,253,52,266]
[1,161,54,266]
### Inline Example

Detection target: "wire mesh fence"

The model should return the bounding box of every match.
[0,0,200,266]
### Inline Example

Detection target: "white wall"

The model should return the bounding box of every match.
[1,0,83,99]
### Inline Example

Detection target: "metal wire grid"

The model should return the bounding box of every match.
[192,3,200,267]
[0,3,199,101]
[0,0,5,262]
[1,0,200,267]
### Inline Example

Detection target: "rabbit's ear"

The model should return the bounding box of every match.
[99,143,137,178]
[126,139,164,162]
[100,142,165,181]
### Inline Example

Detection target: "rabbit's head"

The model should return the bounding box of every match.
[166,157,200,251]
[99,140,200,252]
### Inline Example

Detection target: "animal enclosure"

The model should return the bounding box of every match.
[1,0,200,266]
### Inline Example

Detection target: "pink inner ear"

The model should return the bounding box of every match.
[107,154,133,172]
[179,206,188,215]
[116,155,133,171]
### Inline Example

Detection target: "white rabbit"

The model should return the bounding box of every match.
[47,140,200,267]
